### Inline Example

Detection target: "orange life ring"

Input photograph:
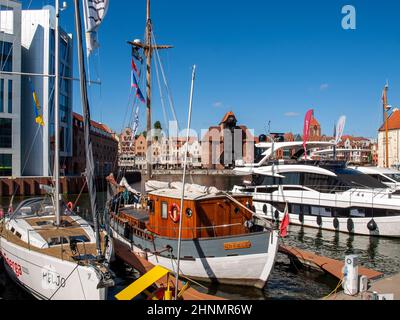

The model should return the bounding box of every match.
[67,202,74,211]
[169,203,180,224]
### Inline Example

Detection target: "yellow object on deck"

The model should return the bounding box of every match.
[115,265,170,301]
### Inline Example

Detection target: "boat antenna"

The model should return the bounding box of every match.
[174,65,196,300]
[73,0,102,256]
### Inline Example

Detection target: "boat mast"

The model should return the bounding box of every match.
[73,0,102,256]
[54,0,61,226]
[145,0,152,179]
[384,83,390,168]
[174,65,196,301]
[128,0,172,180]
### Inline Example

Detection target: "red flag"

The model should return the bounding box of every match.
[131,58,139,76]
[279,203,290,238]
[303,109,314,160]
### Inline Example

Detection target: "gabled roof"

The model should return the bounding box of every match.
[379,109,400,132]
[220,111,237,125]
[73,112,113,135]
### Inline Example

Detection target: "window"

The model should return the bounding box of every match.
[7,79,12,113]
[161,202,168,219]
[0,154,12,176]
[0,6,14,34]
[0,79,3,112]
[0,41,13,71]
[0,118,12,148]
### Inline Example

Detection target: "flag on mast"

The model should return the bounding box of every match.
[131,71,146,104]
[303,109,314,159]
[83,0,109,57]
[279,203,290,238]
[335,116,346,145]
[29,78,44,127]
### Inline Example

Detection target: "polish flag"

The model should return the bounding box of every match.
[280,203,290,238]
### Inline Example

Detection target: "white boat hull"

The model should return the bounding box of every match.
[112,229,279,288]
[0,236,107,300]
[255,202,400,238]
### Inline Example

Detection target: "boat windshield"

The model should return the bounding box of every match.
[385,174,400,183]
[334,168,388,189]
[13,198,55,218]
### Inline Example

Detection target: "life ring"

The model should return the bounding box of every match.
[67,202,74,211]
[169,203,180,224]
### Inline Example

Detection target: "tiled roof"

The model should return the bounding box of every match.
[220,111,237,124]
[379,109,400,131]
[73,112,113,134]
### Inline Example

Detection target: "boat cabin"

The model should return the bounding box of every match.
[116,189,254,240]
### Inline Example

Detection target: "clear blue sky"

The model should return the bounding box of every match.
[26,0,400,139]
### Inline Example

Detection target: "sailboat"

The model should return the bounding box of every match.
[0,0,114,300]
[108,0,279,291]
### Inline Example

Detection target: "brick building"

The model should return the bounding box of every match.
[202,112,256,169]
[70,112,118,177]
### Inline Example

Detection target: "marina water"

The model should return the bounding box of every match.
[1,175,400,300]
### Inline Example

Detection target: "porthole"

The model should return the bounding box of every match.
[186,208,193,218]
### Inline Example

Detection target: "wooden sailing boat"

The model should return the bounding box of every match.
[0,0,114,300]
[109,0,279,291]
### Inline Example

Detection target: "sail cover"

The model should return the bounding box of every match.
[83,0,109,57]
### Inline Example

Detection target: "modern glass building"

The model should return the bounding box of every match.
[0,0,22,177]
[21,6,73,177]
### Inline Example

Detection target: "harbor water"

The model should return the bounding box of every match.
[1,175,400,300]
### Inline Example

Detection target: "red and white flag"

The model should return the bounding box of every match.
[280,203,290,238]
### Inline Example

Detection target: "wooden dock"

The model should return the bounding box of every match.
[113,238,224,300]
[279,245,384,281]
[326,273,400,300]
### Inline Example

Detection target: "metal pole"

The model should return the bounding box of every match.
[145,0,153,179]
[74,0,102,256]
[174,65,196,300]
[384,84,390,168]
[54,0,61,227]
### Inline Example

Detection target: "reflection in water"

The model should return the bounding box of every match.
[1,174,400,300]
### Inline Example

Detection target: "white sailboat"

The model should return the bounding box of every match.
[0,0,114,300]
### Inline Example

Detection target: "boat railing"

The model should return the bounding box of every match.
[145,223,249,239]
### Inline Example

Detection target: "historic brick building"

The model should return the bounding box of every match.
[202,112,256,169]
[70,113,118,177]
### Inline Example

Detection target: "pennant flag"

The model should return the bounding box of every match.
[279,203,290,238]
[335,116,346,145]
[83,0,109,57]
[132,47,143,63]
[131,72,146,104]
[29,78,44,127]
[130,106,140,148]
[303,109,314,159]
[131,58,139,76]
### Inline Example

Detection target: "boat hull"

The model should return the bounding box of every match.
[0,236,107,300]
[254,201,400,238]
[110,224,279,289]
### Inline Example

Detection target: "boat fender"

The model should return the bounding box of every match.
[317,216,323,227]
[347,218,354,233]
[67,202,74,211]
[299,213,304,224]
[367,219,378,232]
[169,203,181,224]
[263,205,267,214]
[333,218,340,230]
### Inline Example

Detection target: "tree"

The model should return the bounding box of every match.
[154,121,162,130]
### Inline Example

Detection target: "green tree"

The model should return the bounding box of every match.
[154,121,162,130]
